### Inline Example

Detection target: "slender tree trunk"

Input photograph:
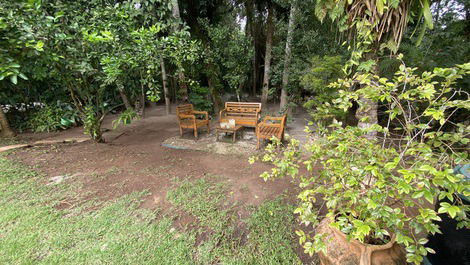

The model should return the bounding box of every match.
[171,0,181,30]
[245,0,257,96]
[206,62,223,114]
[171,0,189,102]
[280,2,296,112]
[252,54,257,96]
[178,70,189,102]
[261,4,274,108]
[237,82,244,102]
[117,81,132,110]
[139,78,146,118]
[0,107,15,138]
[161,57,171,115]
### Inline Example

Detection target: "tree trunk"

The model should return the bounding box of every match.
[356,54,379,139]
[161,57,171,115]
[206,62,223,114]
[178,70,189,102]
[356,96,378,138]
[139,79,146,118]
[171,0,181,31]
[280,2,296,112]
[245,0,257,96]
[171,0,189,102]
[261,4,274,108]
[0,107,15,138]
[117,82,132,110]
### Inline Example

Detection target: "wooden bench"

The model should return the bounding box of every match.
[219,102,261,127]
[256,115,287,149]
[176,104,210,139]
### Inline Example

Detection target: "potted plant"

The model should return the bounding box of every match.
[253,61,470,264]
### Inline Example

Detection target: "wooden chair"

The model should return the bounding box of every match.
[176,104,210,139]
[219,102,262,127]
[256,115,287,149]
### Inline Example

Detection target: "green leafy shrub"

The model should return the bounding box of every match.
[301,55,345,121]
[82,105,102,141]
[256,60,470,264]
[28,102,79,132]
[112,108,139,129]
[189,84,213,113]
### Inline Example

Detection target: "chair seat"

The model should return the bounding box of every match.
[256,114,287,149]
[258,126,281,138]
[179,119,209,128]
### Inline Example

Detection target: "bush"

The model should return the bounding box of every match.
[256,61,470,264]
[189,85,213,113]
[301,55,346,122]
[28,101,79,132]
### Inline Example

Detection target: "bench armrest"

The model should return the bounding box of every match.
[179,114,196,120]
[219,109,227,121]
[258,122,281,128]
[255,110,261,126]
[262,115,284,122]
[193,110,208,120]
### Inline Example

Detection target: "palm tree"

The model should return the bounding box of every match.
[315,0,434,137]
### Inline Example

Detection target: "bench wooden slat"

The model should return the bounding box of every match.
[256,114,287,149]
[220,102,262,128]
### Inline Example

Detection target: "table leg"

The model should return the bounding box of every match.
[216,130,219,141]
[233,131,236,143]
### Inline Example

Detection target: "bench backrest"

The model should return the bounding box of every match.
[176,104,194,117]
[224,102,261,115]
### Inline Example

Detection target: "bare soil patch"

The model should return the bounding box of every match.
[6,105,315,263]
[8,106,298,217]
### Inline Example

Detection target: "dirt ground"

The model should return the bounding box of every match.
[7,104,309,217]
[4,104,316,263]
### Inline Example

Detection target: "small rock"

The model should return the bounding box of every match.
[48,175,66,185]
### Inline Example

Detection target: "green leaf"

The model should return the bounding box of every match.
[10,75,17,84]
[422,0,434,30]
[376,0,384,15]
[18,73,28,80]
[423,190,434,204]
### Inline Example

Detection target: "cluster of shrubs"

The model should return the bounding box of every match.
[6,101,80,133]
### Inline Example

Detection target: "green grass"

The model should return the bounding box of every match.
[0,157,195,264]
[1,157,302,265]
[167,177,301,265]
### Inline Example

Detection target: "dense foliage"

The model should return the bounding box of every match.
[256,61,470,264]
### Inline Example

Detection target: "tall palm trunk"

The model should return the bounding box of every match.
[0,107,15,138]
[356,54,379,139]
[261,4,274,108]
[280,2,296,112]
[161,57,171,115]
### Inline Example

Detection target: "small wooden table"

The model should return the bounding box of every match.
[215,125,244,143]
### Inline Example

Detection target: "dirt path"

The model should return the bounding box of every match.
[4,104,318,263]
[8,105,302,213]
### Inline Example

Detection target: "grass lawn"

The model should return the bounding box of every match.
[0,156,302,264]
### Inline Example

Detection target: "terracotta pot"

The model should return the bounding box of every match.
[315,218,407,265]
